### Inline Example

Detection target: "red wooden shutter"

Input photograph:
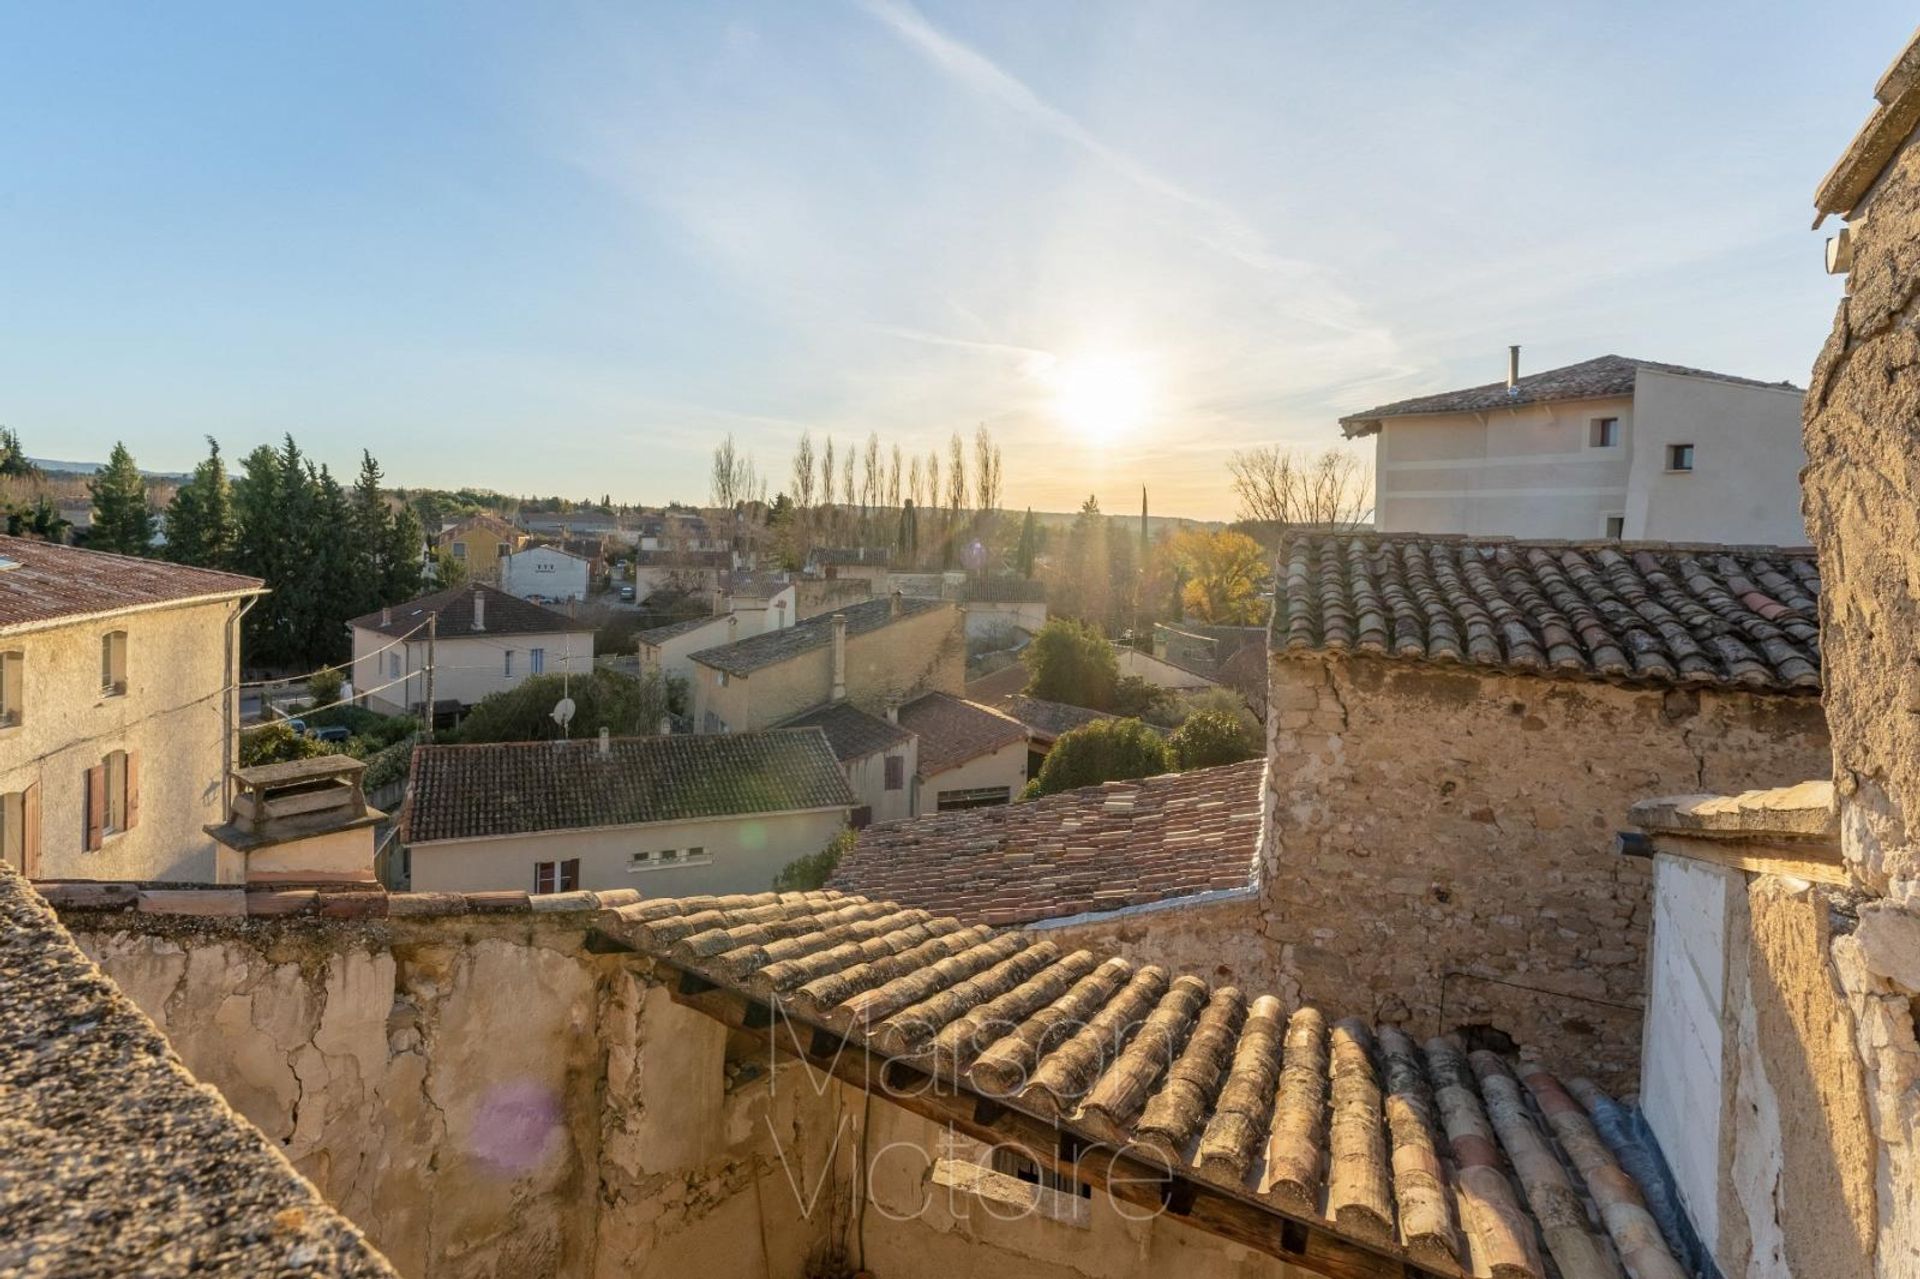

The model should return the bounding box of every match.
[84,765,106,851]
[124,752,140,830]
[560,858,580,892]
[22,782,40,878]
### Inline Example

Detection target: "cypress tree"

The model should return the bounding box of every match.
[87,442,155,556]
[166,437,237,568]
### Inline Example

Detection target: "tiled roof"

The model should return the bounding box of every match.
[636,613,730,646]
[401,730,855,843]
[348,583,592,640]
[436,512,519,541]
[3,867,397,1276]
[810,546,893,567]
[1339,354,1799,435]
[784,701,914,762]
[832,760,1265,925]
[690,595,947,676]
[1275,532,1823,693]
[960,576,1047,603]
[987,693,1112,744]
[0,536,263,633]
[897,692,1027,775]
[600,889,1688,1279]
[720,570,792,598]
[635,549,732,568]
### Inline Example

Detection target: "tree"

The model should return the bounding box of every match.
[1029,717,1171,798]
[87,442,155,556]
[1227,445,1373,534]
[772,829,856,891]
[1169,709,1260,769]
[1022,619,1118,709]
[240,722,333,767]
[453,669,676,743]
[166,437,237,568]
[1175,529,1269,624]
[0,428,39,479]
[4,495,69,541]
[1014,508,1038,578]
[430,545,469,587]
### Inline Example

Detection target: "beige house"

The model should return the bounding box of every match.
[711,571,796,636]
[433,512,524,585]
[1342,351,1807,544]
[896,691,1028,814]
[0,535,264,882]
[688,593,963,734]
[784,700,917,826]
[635,612,735,687]
[805,545,892,592]
[347,584,593,716]
[400,728,854,895]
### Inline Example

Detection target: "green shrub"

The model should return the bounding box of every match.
[240,722,333,767]
[1030,717,1172,798]
[1021,620,1117,709]
[773,829,856,891]
[361,737,418,791]
[308,668,344,708]
[1168,709,1260,769]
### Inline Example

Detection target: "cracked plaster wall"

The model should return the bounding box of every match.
[1804,122,1920,1279]
[1258,655,1830,1088]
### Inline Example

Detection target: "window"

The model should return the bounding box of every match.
[101,631,127,697]
[503,650,515,678]
[1667,443,1695,472]
[533,858,580,894]
[451,541,468,559]
[936,785,1012,812]
[535,562,554,573]
[0,650,20,727]
[388,651,402,680]
[1,791,22,871]
[991,1146,1091,1200]
[884,755,904,791]
[1604,515,1625,539]
[850,805,873,829]
[1588,417,1620,448]
[659,848,680,862]
[85,751,137,849]
[716,670,730,687]
[531,648,546,675]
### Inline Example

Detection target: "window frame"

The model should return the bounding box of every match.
[1603,514,1626,540]
[0,650,21,728]
[101,631,128,698]
[531,647,545,675]
[503,650,515,678]
[0,790,23,870]
[1588,417,1621,449]
[883,755,905,791]
[533,858,580,894]
[1666,443,1695,472]
[105,750,129,834]
[935,785,1013,812]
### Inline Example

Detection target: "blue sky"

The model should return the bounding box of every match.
[1,2,1908,517]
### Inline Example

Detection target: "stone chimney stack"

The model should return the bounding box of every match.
[1507,344,1521,392]
[885,701,899,725]
[381,605,392,627]
[598,727,610,758]
[830,613,848,704]
[889,589,902,619]
[472,589,486,631]
[658,715,673,736]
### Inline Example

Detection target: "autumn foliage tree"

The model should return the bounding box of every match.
[1174,529,1270,624]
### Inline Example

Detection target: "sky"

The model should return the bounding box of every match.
[1,2,1910,518]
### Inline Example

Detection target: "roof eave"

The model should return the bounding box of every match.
[0,583,267,639]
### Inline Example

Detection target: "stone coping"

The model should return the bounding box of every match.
[1629,780,1838,842]
[36,880,653,921]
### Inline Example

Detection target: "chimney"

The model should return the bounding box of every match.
[885,701,899,725]
[381,605,392,627]
[598,727,610,758]
[657,715,673,736]
[1507,344,1521,392]
[889,589,902,619]
[472,589,486,631]
[830,613,848,704]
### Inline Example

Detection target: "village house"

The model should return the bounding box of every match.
[895,690,1029,813]
[711,570,796,635]
[635,612,735,687]
[433,512,524,584]
[1115,644,1220,694]
[689,593,963,734]
[958,575,1049,642]
[347,583,594,716]
[0,536,264,882]
[1343,350,1807,544]
[784,699,918,826]
[499,543,591,602]
[987,692,1114,776]
[398,728,854,895]
[806,545,893,591]
[630,548,733,603]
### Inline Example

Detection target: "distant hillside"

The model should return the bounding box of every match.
[30,458,191,482]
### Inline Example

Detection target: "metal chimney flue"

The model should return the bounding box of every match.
[1507,345,1521,392]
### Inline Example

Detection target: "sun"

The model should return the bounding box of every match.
[1048,353,1153,443]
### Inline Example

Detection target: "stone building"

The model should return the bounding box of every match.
[1262,531,1831,1081]
[0,535,264,882]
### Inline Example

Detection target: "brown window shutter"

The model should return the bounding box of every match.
[560,858,580,892]
[85,765,106,851]
[125,751,141,830]
[22,781,40,878]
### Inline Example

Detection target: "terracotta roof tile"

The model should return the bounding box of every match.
[831,760,1264,924]
[896,692,1028,775]
[0,536,263,633]
[1275,532,1822,693]
[402,730,855,843]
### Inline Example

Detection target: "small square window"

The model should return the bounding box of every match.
[661,848,680,861]
[1667,443,1695,472]
[1589,417,1620,448]
[687,845,705,862]
[1605,515,1625,539]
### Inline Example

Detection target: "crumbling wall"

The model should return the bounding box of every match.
[66,907,854,1279]
[1261,655,1830,1086]
[1031,896,1282,997]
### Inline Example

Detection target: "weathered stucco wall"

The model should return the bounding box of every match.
[66,902,1326,1279]
[1031,896,1282,998]
[1260,654,1830,1085]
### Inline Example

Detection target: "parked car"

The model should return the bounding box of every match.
[619,585,636,601]
[313,725,352,744]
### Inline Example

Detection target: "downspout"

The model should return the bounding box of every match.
[226,594,261,815]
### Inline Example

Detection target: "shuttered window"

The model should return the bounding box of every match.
[101,632,128,697]
[534,858,580,894]
[0,651,21,727]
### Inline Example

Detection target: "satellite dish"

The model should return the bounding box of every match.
[551,697,576,727]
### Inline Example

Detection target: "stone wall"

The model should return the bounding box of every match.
[1031,895,1282,997]
[1259,654,1831,1086]
[795,577,871,620]
[63,899,1322,1279]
